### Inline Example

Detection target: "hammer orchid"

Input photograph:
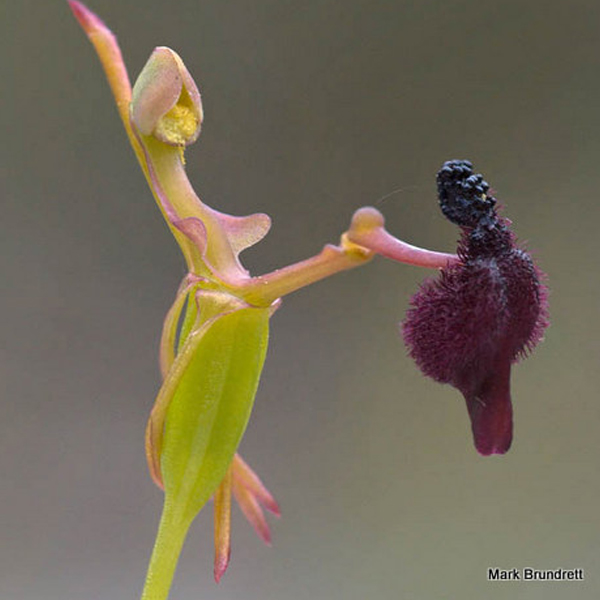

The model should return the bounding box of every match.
[68,3,547,599]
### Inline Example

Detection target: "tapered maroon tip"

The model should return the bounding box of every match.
[468,397,513,456]
[464,362,513,456]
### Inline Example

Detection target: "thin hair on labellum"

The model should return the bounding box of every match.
[402,160,549,456]
[372,184,422,207]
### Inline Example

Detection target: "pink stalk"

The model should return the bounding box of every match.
[347,207,458,269]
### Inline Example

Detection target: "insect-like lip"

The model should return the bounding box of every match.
[402,160,549,455]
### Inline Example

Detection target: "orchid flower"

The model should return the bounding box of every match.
[68,3,547,600]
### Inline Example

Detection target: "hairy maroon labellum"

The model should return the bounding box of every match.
[402,160,549,455]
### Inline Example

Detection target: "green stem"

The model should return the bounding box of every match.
[140,497,192,600]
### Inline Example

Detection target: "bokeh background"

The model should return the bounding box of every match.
[2,0,599,598]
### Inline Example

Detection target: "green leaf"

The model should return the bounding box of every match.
[160,305,270,521]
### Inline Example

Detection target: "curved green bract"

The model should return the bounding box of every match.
[161,305,270,521]
[141,303,270,600]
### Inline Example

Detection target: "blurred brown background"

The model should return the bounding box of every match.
[2,0,599,598]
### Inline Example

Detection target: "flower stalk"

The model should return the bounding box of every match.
[141,499,192,600]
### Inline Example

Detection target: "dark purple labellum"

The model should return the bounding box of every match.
[402,160,549,455]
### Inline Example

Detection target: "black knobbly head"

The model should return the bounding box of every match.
[437,160,496,228]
